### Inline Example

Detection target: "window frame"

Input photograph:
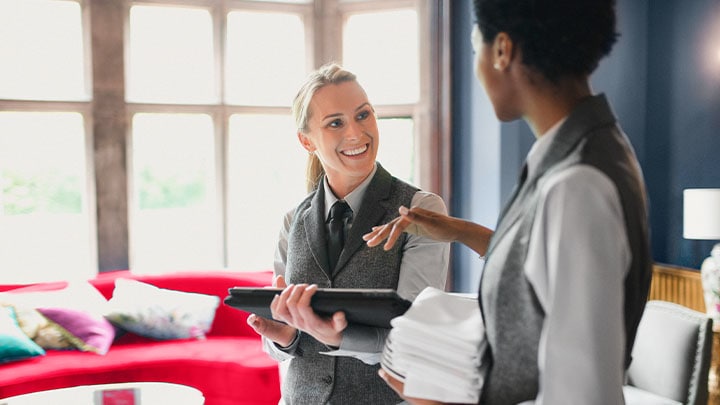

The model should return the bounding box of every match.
[1,0,451,277]
[0,0,99,276]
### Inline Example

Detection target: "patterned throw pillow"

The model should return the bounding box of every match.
[37,307,115,355]
[8,304,75,350]
[104,278,220,340]
[0,306,45,363]
[0,281,115,354]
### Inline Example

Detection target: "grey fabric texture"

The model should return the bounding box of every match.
[282,163,417,405]
[479,94,652,404]
[625,300,712,405]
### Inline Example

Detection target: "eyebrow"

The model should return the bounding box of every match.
[321,102,372,121]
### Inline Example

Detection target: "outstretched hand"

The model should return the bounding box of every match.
[363,205,493,257]
[363,206,459,251]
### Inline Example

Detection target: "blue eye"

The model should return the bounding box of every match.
[357,110,370,120]
[328,119,343,128]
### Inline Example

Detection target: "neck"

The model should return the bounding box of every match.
[523,76,592,137]
[326,170,372,200]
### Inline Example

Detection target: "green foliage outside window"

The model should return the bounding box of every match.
[137,167,205,210]
[1,170,81,215]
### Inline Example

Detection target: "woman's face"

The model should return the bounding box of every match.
[299,80,379,189]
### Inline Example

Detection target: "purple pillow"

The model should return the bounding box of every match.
[37,307,115,355]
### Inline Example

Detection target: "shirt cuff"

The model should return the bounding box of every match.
[275,329,301,353]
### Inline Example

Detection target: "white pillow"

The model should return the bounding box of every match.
[104,278,220,340]
[0,281,108,317]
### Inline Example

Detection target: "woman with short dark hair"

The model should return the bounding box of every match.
[366,1,651,403]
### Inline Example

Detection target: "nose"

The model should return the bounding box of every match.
[344,120,362,141]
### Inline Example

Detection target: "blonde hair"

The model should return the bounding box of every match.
[292,63,357,192]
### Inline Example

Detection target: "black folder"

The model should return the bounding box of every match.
[224,287,411,328]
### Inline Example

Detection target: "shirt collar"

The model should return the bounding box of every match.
[323,163,377,220]
[526,117,568,178]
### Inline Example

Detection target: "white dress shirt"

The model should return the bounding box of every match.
[518,119,631,405]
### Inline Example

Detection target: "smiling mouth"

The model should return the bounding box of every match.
[341,144,369,156]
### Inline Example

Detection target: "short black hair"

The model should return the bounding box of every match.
[473,0,619,82]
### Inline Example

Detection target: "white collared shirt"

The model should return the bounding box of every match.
[518,120,631,405]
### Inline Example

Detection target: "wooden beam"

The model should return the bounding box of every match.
[90,0,129,271]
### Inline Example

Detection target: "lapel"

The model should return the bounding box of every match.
[486,95,616,258]
[334,164,394,276]
[302,185,333,278]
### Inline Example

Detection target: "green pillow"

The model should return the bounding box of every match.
[0,305,45,363]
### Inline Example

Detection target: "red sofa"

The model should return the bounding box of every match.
[0,270,281,405]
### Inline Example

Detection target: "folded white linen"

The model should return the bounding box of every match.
[381,287,487,403]
[389,326,485,366]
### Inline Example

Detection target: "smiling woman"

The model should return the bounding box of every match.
[244,63,451,405]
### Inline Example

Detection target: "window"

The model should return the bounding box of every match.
[0,0,93,284]
[1,0,449,282]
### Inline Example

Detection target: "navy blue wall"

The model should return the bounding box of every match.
[450,0,720,291]
[645,0,720,268]
[450,0,502,292]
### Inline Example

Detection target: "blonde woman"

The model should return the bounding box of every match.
[247,63,450,405]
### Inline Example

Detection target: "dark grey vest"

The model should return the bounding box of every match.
[283,164,417,405]
[479,95,652,404]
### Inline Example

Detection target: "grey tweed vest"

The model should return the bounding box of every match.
[479,95,652,404]
[283,164,417,405]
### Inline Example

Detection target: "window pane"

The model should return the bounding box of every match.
[377,118,415,185]
[225,11,306,106]
[227,114,306,270]
[0,0,86,101]
[343,9,419,105]
[0,112,93,283]
[130,113,221,272]
[128,5,215,104]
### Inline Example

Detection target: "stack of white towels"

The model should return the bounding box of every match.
[381,287,487,403]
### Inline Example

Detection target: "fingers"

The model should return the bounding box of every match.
[331,311,348,333]
[273,274,287,288]
[270,283,318,328]
[270,284,345,346]
[246,313,297,346]
[363,215,409,250]
[378,369,447,405]
[378,369,405,396]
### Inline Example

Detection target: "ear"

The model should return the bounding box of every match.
[297,132,315,153]
[492,32,514,71]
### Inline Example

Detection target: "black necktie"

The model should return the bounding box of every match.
[328,201,351,271]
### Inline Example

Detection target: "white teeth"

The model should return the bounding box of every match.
[342,145,368,156]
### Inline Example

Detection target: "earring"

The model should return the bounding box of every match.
[493,62,502,70]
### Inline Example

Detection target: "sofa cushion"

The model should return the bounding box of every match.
[0,306,45,363]
[90,270,274,338]
[105,278,220,340]
[37,307,115,355]
[0,280,109,317]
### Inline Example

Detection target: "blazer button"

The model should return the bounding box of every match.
[322,375,333,384]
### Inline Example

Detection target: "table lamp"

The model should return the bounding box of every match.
[683,188,720,325]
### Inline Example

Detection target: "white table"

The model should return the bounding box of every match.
[0,382,204,404]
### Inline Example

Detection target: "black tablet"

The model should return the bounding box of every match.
[224,287,411,328]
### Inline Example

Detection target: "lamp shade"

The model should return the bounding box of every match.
[683,188,720,240]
